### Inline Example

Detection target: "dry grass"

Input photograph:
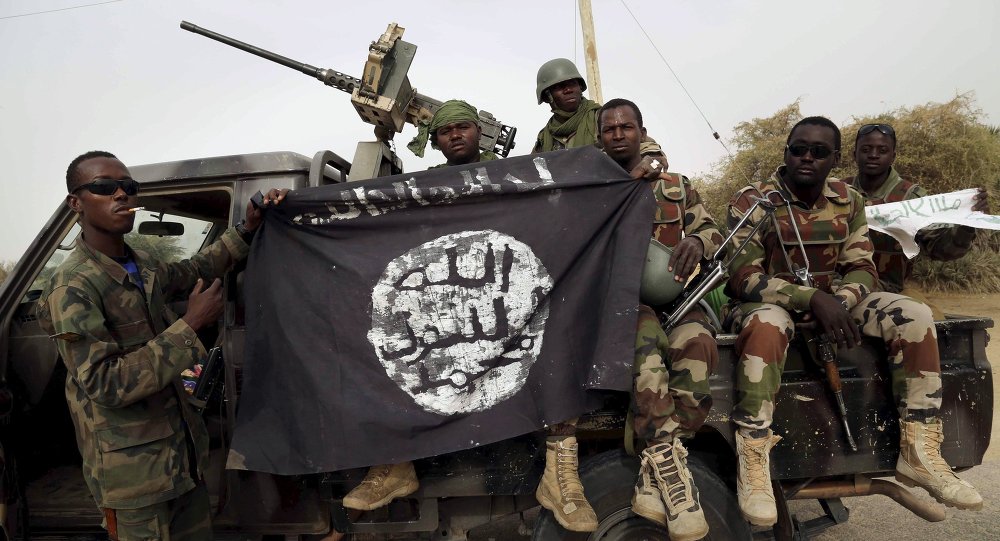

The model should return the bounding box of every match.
[911,248,1000,293]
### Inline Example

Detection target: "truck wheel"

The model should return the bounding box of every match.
[531,449,750,540]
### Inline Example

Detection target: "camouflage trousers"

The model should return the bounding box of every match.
[105,483,212,541]
[729,291,942,431]
[632,304,718,444]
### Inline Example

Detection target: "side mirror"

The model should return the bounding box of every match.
[138,221,185,236]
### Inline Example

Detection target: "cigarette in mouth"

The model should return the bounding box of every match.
[127,207,145,213]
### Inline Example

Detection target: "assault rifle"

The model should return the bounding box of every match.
[189,346,224,412]
[180,21,517,180]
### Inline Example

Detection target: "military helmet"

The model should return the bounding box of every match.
[639,239,685,306]
[535,58,587,104]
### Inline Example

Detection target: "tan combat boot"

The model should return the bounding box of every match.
[342,461,419,511]
[631,451,666,526]
[642,441,709,541]
[895,419,983,510]
[735,429,781,526]
[535,436,599,532]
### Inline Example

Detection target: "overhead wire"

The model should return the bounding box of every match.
[619,0,753,184]
[0,0,124,21]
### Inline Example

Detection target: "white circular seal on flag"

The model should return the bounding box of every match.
[368,230,552,416]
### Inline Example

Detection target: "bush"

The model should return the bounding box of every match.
[0,260,14,285]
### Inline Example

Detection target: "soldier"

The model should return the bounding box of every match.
[600,98,724,541]
[533,58,668,179]
[37,151,286,540]
[407,99,501,168]
[724,117,983,527]
[841,123,990,317]
[347,99,601,533]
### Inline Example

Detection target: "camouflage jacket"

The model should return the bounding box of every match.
[37,227,249,509]
[651,172,724,256]
[726,167,877,312]
[844,167,977,293]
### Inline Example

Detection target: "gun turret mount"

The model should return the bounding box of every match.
[180,21,517,180]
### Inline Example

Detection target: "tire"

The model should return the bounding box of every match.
[532,449,750,541]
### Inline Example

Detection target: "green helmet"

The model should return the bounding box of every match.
[639,239,684,307]
[535,58,587,104]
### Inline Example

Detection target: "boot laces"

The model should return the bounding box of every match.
[743,438,771,491]
[555,441,587,503]
[359,464,391,493]
[648,443,694,510]
[921,424,957,478]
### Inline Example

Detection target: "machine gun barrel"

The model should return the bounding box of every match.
[180,21,517,158]
[180,21,361,93]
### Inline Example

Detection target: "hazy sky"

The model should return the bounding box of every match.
[1,0,997,261]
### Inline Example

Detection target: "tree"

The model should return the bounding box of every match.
[0,260,14,285]
[123,233,186,263]
[694,93,1000,292]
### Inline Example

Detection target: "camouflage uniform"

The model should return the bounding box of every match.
[844,167,977,293]
[725,167,943,429]
[633,173,725,444]
[37,227,249,538]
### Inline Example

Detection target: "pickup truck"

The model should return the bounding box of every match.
[0,151,992,540]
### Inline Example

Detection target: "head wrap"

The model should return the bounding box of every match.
[407,99,480,157]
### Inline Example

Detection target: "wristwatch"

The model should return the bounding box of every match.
[235,220,255,243]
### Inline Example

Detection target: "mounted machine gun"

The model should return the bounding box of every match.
[180,21,517,180]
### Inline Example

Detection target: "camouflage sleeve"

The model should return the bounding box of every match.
[682,179,724,258]
[725,188,817,311]
[39,285,205,408]
[158,227,249,300]
[908,184,978,261]
[532,128,545,154]
[639,135,669,170]
[831,190,877,309]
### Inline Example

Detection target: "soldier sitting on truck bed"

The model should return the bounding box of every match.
[37,150,286,541]
[532,58,668,180]
[723,117,983,528]
[347,99,601,533]
[599,98,725,541]
[841,122,990,319]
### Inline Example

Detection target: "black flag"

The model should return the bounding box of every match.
[229,147,654,474]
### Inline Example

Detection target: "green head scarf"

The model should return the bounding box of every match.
[407,99,480,158]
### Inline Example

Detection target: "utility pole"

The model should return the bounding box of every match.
[578,0,603,103]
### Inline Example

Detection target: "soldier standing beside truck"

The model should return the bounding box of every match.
[37,151,285,541]
[724,117,983,527]
[841,122,990,318]
[598,98,724,541]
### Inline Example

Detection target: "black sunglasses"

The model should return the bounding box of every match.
[857,123,896,140]
[71,178,140,196]
[786,144,835,159]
